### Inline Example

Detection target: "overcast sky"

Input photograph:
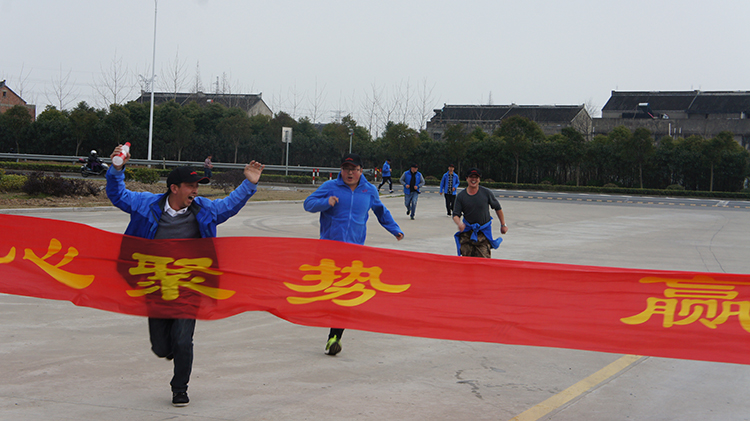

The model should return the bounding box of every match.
[3,0,749,130]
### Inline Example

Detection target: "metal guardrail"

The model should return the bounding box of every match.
[0,153,343,175]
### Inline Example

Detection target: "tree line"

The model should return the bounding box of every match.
[1,101,748,192]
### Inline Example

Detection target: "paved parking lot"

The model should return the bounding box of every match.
[1,190,749,420]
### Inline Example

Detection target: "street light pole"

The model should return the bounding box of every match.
[349,128,353,154]
[147,0,158,162]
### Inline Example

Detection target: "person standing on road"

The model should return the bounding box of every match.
[452,168,508,258]
[377,158,393,193]
[203,155,214,178]
[400,163,424,220]
[439,164,459,216]
[303,153,404,356]
[106,144,264,407]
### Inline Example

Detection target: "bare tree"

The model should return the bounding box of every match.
[584,98,600,118]
[193,61,204,93]
[287,83,305,119]
[159,49,189,100]
[416,78,436,130]
[94,50,135,107]
[377,85,401,136]
[45,64,78,110]
[14,63,34,100]
[360,83,383,136]
[308,78,327,123]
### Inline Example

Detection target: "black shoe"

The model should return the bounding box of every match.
[389,190,393,193]
[410,216,415,220]
[172,391,189,407]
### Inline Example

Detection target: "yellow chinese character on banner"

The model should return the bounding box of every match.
[126,252,234,301]
[621,276,750,332]
[285,258,410,307]
[22,238,94,289]
[0,246,15,264]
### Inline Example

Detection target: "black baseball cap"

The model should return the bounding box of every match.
[167,166,210,188]
[467,168,482,177]
[341,153,363,167]
[410,163,418,168]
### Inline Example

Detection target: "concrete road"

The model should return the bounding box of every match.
[1,189,749,420]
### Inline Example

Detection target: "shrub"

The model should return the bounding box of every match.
[125,167,160,184]
[603,183,619,188]
[0,174,27,192]
[666,184,685,190]
[22,172,100,197]
[211,170,247,193]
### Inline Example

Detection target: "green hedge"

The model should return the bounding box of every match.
[2,160,750,199]
[0,174,28,192]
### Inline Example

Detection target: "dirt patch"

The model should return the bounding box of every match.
[0,179,311,209]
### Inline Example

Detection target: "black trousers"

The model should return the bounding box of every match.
[329,328,344,340]
[444,193,456,215]
[149,318,195,393]
[378,176,392,191]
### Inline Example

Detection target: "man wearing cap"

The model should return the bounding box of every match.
[304,153,404,356]
[452,168,508,258]
[399,163,425,220]
[106,144,264,407]
[439,164,459,216]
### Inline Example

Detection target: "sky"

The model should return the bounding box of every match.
[3,0,749,132]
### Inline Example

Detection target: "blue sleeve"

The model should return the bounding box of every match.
[208,179,258,224]
[439,174,447,193]
[370,191,403,237]
[304,181,335,213]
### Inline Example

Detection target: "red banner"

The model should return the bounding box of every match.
[1,214,749,365]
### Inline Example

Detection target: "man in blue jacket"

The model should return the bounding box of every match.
[106,144,264,407]
[399,163,424,220]
[439,164,459,216]
[377,158,392,193]
[304,153,403,355]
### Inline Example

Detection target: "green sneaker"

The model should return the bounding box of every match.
[325,335,342,356]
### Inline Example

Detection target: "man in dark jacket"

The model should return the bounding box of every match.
[106,144,264,407]
[399,163,424,220]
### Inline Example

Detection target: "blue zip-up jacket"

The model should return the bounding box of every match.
[399,171,425,194]
[440,172,459,194]
[381,161,391,177]
[303,172,403,245]
[106,166,257,239]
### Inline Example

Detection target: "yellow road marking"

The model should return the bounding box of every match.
[508,354,644,421]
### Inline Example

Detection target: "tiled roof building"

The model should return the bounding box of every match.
[426,104,592,141]
[595,91,750,147]
[135,91,272,117]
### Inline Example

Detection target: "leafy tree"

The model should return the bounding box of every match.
[443,124,469,176]
[218,109,254,163]
[705,131,742,192]
[29,106,71,155]
[1,105,34,153]
[557,127,586,185]
[382,121,419,172]
[495,116,543,183]
[69,102,100,156]
[155,101,195,161]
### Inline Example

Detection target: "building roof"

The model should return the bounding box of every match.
[602,91,750,115]
[135,91,267,112]
[431,104,585,123]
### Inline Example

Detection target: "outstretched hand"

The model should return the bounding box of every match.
[244,161,265,184]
